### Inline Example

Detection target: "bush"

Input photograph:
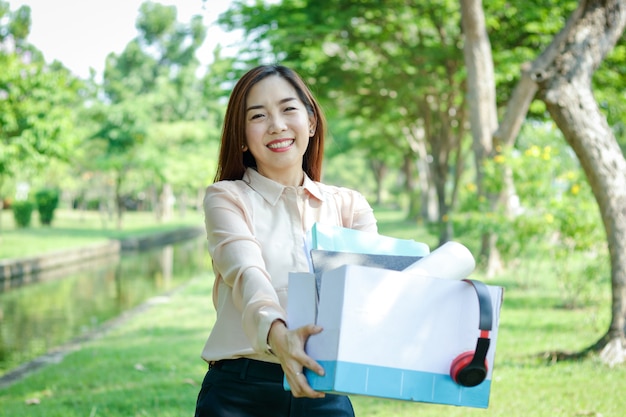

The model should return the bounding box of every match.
[35,188,60,226]
[12,200,34,228]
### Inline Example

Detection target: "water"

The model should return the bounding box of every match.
[0,237,209,375]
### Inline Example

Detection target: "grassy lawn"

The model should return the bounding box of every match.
[0,208,204,259]
[0,206,624,416]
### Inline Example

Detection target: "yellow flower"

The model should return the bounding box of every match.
[466,183,477,193]
[525,145,541,158]
[571,184,580,195]
[494,154,506,164]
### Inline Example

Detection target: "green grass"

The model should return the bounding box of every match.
[0,208,204,259]
[373,206,438,246]
[1,207,625,416]
[1,271,623,417]
[0,276,212,417]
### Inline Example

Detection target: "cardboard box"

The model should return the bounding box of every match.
[286,265,504,408]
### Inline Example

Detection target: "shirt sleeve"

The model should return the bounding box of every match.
[203,184,286,354]
[337,188,378,233]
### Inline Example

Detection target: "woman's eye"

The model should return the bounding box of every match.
[250,113,265,120]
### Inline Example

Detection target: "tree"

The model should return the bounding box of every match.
[89,99,149,229]
[459,0,500,272]
[0,1,82,232]
[219,0,472,243]
[461,0,626,363]
[95,1,210,225]
[103,1,207,121]
[535,0,626,364]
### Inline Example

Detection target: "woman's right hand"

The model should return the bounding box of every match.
[267,320,326,398]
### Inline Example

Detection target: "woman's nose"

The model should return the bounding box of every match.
[268,115,287,133]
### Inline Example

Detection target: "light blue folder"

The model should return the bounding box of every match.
[307,223,430,257]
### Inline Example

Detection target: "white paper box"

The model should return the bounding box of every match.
[286,265,504,408]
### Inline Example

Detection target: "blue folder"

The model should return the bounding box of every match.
[307,223,430,257]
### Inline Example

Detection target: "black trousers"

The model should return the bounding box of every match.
[195,358,355,417]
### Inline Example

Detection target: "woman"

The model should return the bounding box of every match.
[195,64,377,417]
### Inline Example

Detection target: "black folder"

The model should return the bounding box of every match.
[310,250,423,295]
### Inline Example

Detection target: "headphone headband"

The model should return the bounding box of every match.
[450,279,494,387]
[462,279,493,332]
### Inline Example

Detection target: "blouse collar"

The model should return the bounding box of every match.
[243,168,324,206]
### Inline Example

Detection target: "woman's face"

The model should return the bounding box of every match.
[244,75,315,185]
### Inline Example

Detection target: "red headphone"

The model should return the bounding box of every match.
[449,279,493,387]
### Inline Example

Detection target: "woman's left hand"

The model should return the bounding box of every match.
[267,320,326,398]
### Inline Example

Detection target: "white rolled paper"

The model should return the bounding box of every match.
[403,241,476,280]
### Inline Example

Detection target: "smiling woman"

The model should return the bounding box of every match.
[195,64,379,417]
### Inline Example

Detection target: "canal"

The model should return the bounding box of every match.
[0,236,209,376]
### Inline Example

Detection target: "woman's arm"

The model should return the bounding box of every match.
[204,185,286,354]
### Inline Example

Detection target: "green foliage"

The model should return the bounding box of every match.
[220,0,578,232]
[484,0,579,111]
[11,199,33,228]
[0,54,81,176]
[322,149,376,196]
[90,101,149,157]
[142,120,220,193]
[34,188,60,226]
[0,1,83,217]
[103,2,207,121]
[87,2,220,228]
[0,0,31,46]
[457,122,608,307]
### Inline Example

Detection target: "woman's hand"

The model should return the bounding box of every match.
[267,320,326,398]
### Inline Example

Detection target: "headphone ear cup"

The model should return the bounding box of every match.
[450,351,488,387]
[450,351,474,382]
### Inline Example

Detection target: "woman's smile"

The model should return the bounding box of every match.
[267,138,295,151]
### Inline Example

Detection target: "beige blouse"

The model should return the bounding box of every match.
[201,168,377,363]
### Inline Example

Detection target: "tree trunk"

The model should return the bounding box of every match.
[460,0,591,276]
[460,0,503,274]
[115,172,124,230]
[460,0,498,163]
[402,153,420,220]
[160,183,174,222]
[534,0,626,364]
[370,159,387,206]
[462,0,626,362]
[403,124,437,222]
[0,176,5,235]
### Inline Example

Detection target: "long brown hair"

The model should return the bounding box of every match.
[214,65,326,182]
